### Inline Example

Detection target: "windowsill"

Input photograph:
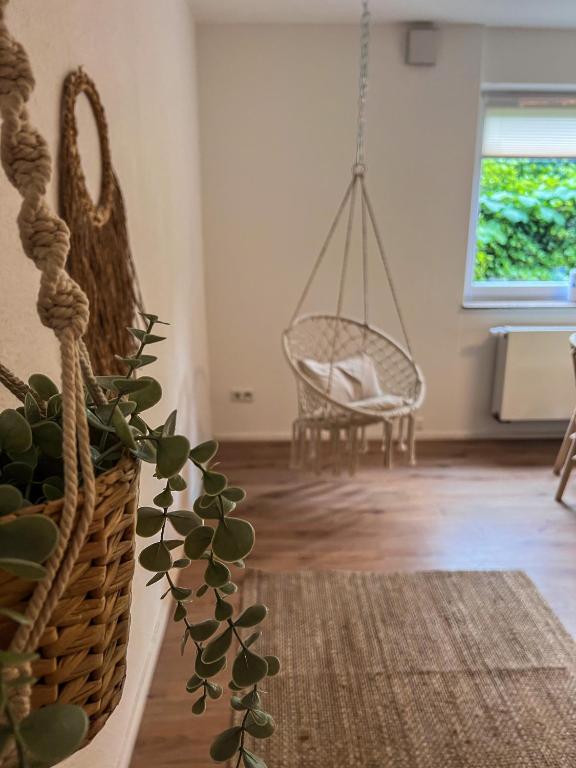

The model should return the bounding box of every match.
[463,299,576,309]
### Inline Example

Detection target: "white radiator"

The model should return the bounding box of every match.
[491,326,576,421]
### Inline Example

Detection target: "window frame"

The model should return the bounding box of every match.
[464,84,576,308]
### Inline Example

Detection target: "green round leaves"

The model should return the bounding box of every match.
[203,471,227,497]
[242,748,268,768]
[4,461,34,486]
[139,542,172,572]
[222,486,246,503]
[174,602,187,622]
[245,712,276,739]
[42,476,64,501]
[146,571,165,586]
[215,598,234,621]
[0,408,32,455]
[168,509,202,536]
[32,420,63,459]
[0,515,58,580]
[24,393,42,425]
[188,619,220,642]
[234,604,268,629]
[191,695,206,715]
[184,525,214,560]
[202,626,233,664]
[195,648,227,679]
[186,673,204,693]
[136,507,165,537]
[169,474,187,491]
[171,585,192,601]
[204,559,231,588]
[28,374,58,402]
[232,648,268,688]
[212,517,255,562]
[110,407,137,451]
[190,440,218,465]
[231,695,246,711]
[153,488,173,509]
[0,484,23,516]
[19,703,88,764]
[194,495,220,520]
[264,655,281,677]
[127,376,162,413]
[156,435,191,479]
[206,681,223,700]
[209,726,242,762]
[241,688,261,709]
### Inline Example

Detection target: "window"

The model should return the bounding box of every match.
[465,88,576,306]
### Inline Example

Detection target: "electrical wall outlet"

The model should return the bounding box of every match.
[230,390,254,403]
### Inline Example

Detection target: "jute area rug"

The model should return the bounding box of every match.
[239,570,576,767]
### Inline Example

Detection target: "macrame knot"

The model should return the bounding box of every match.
[3,123,50,196]
[38,270,89,339]
[18,200,69,271]
[0,35,33,106]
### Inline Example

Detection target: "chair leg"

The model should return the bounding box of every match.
[408,414,417,466]
[397,416,408,453]
[290,420,300,469]
[303,424,313,471]
[360,427,369,454]
[349,426,359,476]
[383,421,393,468]
[555,436,576,501]
[330,427,341,476]
[553,406,576,475]
[314,426,322,475]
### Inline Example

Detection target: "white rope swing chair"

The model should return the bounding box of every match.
[282,0,425,474]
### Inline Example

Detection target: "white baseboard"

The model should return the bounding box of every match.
[215,427,565,442]
[118,599,172,768]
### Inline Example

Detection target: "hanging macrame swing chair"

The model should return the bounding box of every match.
[283,1,425,474]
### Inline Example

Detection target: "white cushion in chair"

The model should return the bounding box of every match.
[350,394,409,411]
[336,353,382,399]
[298,353,384,404]
[298,358,359,402]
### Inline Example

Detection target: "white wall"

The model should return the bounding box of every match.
[198,22,576,441]
[0,2,209,766]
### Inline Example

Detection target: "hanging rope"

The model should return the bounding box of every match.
[326,179,358,396]
[360,177,412,355]
[288,0,414,359]
[290,178,355,325]
[355,0,370,169]
[0,363,30,404]
[361,183,369,327]
[0,0,99,753]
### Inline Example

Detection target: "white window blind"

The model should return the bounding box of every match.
[482,94,576,158]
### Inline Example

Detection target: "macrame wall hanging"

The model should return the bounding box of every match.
[59,69,144,375]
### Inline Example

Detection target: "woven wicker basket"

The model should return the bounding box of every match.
[0,456,138,740]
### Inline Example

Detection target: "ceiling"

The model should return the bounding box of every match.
[188,0,576,29]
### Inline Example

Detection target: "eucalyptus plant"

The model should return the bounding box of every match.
[0,314,279,768]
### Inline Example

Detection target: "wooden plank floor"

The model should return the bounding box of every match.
[130,439,576,768]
